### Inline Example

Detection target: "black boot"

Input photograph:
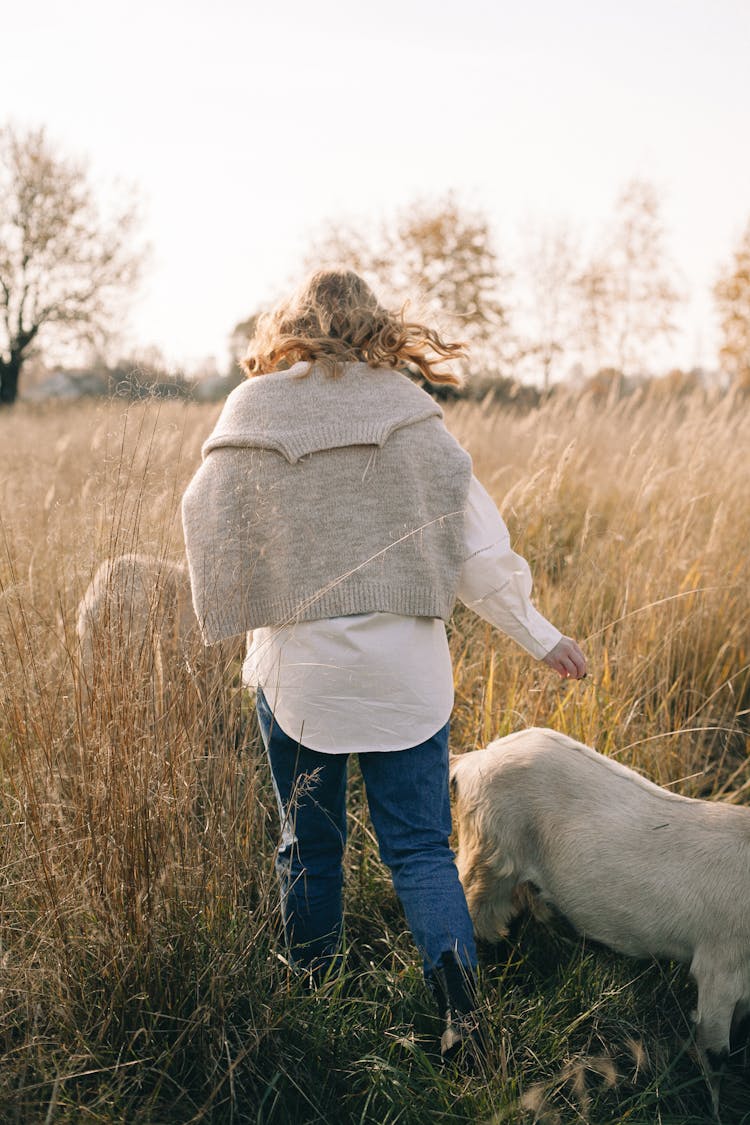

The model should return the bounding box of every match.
[426,950,486,1070]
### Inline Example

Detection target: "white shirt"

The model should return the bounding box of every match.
[243,475,561,753]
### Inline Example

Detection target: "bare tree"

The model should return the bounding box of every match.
[520,221,581,391]
[573,254,617,377]
[0,125,145,405]
[572,180,682,379]
[228,312,259,367]
[306,195,512,378]
[714,218,750,390]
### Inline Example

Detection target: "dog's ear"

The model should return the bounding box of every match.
[448,753,460,798]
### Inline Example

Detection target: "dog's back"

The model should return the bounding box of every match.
[451,728,750,961]
[76,554,199,701]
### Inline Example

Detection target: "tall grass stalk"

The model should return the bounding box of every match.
[0,389,747,1122]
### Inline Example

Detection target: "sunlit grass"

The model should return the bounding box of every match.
[0,387,748,1122]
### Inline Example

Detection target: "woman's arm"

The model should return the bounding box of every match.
[457,476,587,679]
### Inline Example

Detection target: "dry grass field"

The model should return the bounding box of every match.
[0,387,748,1123]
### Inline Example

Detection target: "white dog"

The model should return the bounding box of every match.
[450,728,750,1105]
[75,554,200,701]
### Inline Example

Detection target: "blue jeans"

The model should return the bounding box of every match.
[255,687,477,977]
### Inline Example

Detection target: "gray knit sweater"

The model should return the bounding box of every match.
[181,361,473,643]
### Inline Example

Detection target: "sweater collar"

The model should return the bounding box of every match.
[203,362,444,464]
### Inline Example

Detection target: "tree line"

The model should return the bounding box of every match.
[2,124,749,406]
[282,183,684,391]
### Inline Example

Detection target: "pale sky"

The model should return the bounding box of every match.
[3,0,750,374]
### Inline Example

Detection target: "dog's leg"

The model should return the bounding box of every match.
[730,994,750,1071]
[691,955,742,1117]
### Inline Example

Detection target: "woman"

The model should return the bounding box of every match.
[182,268,586,1064]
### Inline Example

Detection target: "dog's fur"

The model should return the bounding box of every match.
[450,728,750,1102]
[75,554,200,701]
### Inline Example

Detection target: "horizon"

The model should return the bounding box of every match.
[3,0,750,377]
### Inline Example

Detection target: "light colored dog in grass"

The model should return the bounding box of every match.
[75,554,201,702]
[450,727,750,1110]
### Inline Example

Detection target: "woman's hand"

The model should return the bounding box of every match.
[543,636,587,679]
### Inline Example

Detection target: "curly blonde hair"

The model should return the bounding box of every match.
[241,268,466,386]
